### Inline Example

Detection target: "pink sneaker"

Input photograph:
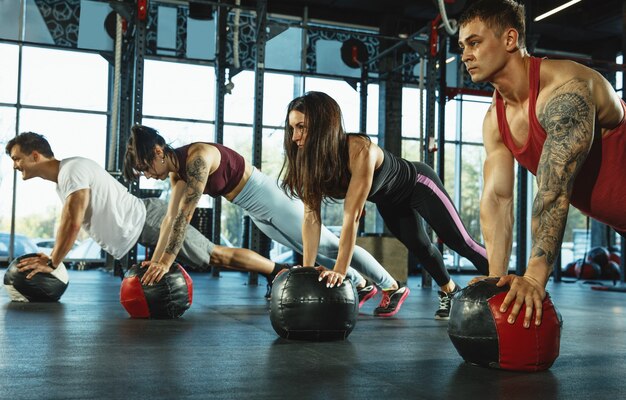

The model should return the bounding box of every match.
[374,286,410,317]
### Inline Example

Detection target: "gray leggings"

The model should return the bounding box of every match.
[232,169,397,289]
[138,198,214,271]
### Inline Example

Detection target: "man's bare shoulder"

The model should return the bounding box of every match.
[539,59,586,84]
[539,58,622,127]
[535,60,592,111]
[539,58,608,88]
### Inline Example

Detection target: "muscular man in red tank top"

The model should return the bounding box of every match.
[458,0,626,327]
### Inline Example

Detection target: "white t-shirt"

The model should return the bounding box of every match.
[56,157,146,259]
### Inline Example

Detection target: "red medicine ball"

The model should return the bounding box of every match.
[120,263,193,319]
[448,279,562,372]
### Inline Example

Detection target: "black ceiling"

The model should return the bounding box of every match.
[243,0,625,63]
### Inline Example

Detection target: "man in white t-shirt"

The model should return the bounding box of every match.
[5,132,289,287]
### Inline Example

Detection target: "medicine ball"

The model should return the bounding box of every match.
[562,260,578,277]
[448,279,562,372]
[120,263,193,319]
[602,261,621,281]
[576,261,601,280]
[3,253,69,302]
[586,247,610,268]
[340,38,368,68]
[269,267,358,341]
[608,250,621,266]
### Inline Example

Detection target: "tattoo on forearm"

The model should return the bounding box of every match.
[165,156,208,255]
[534,79,593,265]
[166,212,188,254]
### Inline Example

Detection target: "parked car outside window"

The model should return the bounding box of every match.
[33,238,79,256]
[0,232,39,266]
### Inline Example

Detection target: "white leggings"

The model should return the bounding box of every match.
[232,169,397,289]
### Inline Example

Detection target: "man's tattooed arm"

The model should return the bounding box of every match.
[532,78,594,278]
[165,156,209,255]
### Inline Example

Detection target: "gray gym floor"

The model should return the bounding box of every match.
[1,269,625,400]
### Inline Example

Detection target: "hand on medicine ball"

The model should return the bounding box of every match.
[497,274,546,328]
[140,260,170,285]
[468,275,504,286]
[16,253,54,280]
[316,266,346,288]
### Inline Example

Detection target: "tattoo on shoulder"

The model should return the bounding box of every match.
[187,157,208,184]
[539,79,592,141]
[533,79,593,265]
[185,156,208,206]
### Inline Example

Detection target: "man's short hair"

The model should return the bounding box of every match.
[5,132,55,158]
[459,0,526,50]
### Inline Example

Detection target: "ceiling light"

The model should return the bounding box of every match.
[534,0,581,22]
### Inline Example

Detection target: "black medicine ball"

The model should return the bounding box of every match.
[269,267,359,341]
[120,263,193,319]
[3,253,69,302]
[448,279,562,372]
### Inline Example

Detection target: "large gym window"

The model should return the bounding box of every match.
[0,43,18,104]
[143,60,216,121]
[21,47,108,111]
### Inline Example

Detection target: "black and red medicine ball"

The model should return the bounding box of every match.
[340,38,368,68]
[608,251,621,266]
[602,261,622,281]
[562,260,578,277]
[586,247,610,268]
[269,267,358,341]
[448,279,562,372]
[120,263,193,319]
[3,253,69,302]
[576,260,601,280]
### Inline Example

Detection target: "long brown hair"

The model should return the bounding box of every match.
[280,91,356,222]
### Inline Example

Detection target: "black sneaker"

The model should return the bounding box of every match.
[265,281,273,300]
[435,285,461,320]
[373,286,410,317]
[357,280,378,308]
[264,264,292,300]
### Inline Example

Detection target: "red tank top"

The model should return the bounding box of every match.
[174,143,245,197]
[495,56,626,231]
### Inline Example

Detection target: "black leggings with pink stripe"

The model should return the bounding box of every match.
[375,161,489,286]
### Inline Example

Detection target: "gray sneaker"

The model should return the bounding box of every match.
[435,286,460,320]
